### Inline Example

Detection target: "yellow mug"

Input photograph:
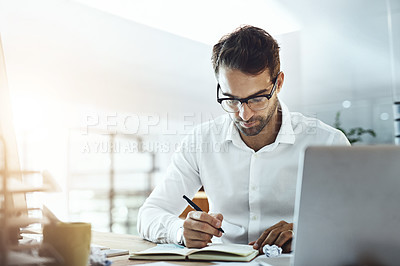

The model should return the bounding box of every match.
[42,222,91,266]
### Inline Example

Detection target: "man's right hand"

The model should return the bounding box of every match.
[182,211,223,248]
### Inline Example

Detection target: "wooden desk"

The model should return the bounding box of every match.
[92,231,214,265]
[92,231,290,266]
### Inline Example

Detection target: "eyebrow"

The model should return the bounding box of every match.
[221,88,268,99]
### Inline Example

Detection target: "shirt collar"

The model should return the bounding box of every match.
[224,99,295,150]
[275,100,295,145]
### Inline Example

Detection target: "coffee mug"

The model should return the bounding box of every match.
[42,222,91,266]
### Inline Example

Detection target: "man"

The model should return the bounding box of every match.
[137,25,349,253]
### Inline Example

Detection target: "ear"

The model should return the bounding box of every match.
[276,72,284,94]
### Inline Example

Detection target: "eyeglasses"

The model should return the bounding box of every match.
[217,72,280,113]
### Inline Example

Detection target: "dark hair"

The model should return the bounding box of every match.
[212,25,280,78]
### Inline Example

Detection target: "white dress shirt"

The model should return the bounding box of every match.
[137,100,350,245]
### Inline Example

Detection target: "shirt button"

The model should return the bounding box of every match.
[251,185,257,191]
[251,215,257,220]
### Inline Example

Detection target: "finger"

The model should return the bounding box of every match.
[248,241,255,245]
[185,239,209,248]
[261,224,292,250]
[282,239,292,253]
[209,213,224,234]
[183,226,213,249]
[274,230,293,247]
[184,216,222,237]
[183,228,213,242]
[209,213,223,222]
[274,223,293,247]
[256,221,287,245]
[254,220,288,249]
[259,228,281,253]
[188,211,222,229]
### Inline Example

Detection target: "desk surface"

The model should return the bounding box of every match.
[92,231,215,265]
[92,231,291,266]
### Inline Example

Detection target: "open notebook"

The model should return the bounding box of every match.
[129,243,259,262]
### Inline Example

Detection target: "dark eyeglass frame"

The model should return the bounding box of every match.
[216,72,281,113]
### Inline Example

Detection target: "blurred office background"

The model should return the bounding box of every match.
[0,0,399,234]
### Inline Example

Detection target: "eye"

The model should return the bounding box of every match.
[226,99,239,106]
[249,97,264,104]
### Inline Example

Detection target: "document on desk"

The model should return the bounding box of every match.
[129,243,259,262]
[130,263,184,266]
[253,253,292,266]
[103,248,129,257]
[132,262,270,266]
[214,262,274,265]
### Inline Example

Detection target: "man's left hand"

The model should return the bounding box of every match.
[249,220,293,254]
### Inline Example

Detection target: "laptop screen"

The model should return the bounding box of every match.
[292,146,400,266]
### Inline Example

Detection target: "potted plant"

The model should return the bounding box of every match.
[333,112,376,144]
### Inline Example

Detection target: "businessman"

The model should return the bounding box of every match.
[137,25,350,253]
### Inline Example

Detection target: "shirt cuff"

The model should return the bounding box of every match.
[169,218,185,244]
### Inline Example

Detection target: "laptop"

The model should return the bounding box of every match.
[292,146,400,266]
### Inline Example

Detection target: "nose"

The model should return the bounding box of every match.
[238,102,254,121]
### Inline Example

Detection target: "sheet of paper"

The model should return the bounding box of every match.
[103,248,129,257]
[252,253,292,266]
[154,244,185,250]
[131,261,270,266]
[201,243,256,256]
[132,243,189,257]
[213,262,271,265]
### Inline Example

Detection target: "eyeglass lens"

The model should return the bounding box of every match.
[222,96,269,112]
